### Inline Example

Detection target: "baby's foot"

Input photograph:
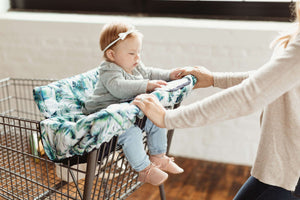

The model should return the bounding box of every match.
[150,154,184,174]
[138,163,168,186]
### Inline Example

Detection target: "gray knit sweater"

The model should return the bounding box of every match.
[83,61,170,114]
[165,33,300,190]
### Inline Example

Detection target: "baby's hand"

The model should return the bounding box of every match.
[146,80,167,92]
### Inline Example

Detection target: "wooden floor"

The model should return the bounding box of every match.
[128,157,251,200]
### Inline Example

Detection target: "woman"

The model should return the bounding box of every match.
[133,1,300,199]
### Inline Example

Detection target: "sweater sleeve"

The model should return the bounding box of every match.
[164,33,300,129]
[213,71,253,89]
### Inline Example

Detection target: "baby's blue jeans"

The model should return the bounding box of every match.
[117,118,167,172]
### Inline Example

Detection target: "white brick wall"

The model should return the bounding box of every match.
[0,12,291,165]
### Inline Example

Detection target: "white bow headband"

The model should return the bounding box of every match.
[103,29,136,52]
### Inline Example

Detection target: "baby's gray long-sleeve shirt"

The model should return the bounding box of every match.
[83,61,170,114]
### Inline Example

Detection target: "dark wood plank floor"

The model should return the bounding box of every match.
[128,157,251,200]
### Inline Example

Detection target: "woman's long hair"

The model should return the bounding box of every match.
[273,1,300,48]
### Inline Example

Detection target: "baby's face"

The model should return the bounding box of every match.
[112,36,142,74]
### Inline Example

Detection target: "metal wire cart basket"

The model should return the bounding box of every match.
[0,77,176,200]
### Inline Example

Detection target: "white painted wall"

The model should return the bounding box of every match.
[0,0,9,13]
[0,11,291,165]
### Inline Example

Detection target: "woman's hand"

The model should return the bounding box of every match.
[169,68,186,80]
[133,94,167,128]
[180,66,214,89]
[146,80,167,92]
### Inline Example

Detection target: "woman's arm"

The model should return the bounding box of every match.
[180,66,253,89]
[213,71,253,89]
[134,33,300,129]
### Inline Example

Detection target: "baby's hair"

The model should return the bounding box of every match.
[99,22,143,60]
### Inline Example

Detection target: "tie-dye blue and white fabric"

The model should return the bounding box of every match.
[33,68,196,161]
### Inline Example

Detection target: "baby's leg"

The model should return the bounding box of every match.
[118,126,150,172]
[118,125,168,186]
[144,119,184,174]
[144,118,167,156]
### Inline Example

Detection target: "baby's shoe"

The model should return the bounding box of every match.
[150,154,184,174]
[138,163,168,186]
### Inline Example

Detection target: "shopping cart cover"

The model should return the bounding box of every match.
[33,68,196,161]
[33,68,100,119]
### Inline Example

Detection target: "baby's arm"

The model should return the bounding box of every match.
[138,63,171,81]
[147,80,167,92]
[101,72,148,99]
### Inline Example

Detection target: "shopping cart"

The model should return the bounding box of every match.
[0,77,177,200]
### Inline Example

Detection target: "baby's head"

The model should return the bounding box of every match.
[100,22,143,74]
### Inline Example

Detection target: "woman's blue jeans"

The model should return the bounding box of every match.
[234,176,300,200]
[117,119,167,172]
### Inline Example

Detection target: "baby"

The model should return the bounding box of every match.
[83,22,184,186]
